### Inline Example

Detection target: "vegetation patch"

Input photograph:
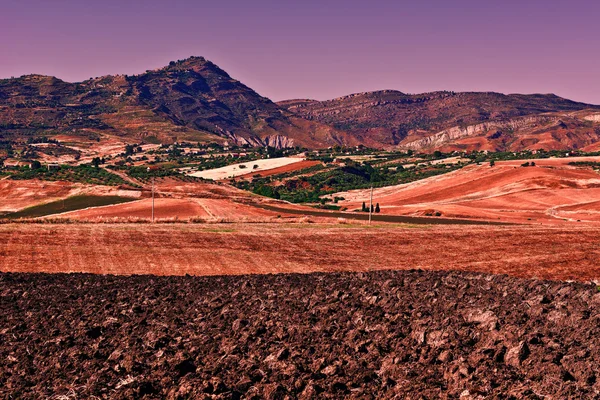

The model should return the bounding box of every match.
[2,195,137,219]
[8,165,129,186]
[236,161,463,203]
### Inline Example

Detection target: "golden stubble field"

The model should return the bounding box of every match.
[1,222,599,281]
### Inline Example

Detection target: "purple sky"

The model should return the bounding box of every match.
[2,0,599,104]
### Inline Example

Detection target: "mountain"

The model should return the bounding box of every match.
[0,57,353,149]
[2,57,600,152]
[279,90,600,151]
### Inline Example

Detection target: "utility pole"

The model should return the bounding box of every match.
[152,176,155,223]
[148,167,154,223]
[368,186,373,225]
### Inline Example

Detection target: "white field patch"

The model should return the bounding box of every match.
[188,157,305,180]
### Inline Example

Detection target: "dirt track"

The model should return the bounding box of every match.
[2,270,600,398]
[2,223,600,281]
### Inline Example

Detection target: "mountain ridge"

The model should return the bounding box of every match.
[2,56,600,151]
[279,90,600,151]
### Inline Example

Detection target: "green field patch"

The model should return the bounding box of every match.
[2,195,137,219]
[203,227,237,233]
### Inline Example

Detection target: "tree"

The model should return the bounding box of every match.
[362,202,367,212]
[433,150,442,158]
[371,204,375,213]
[490,160,495,167]
[91,157,101,168]
[375,203,380,213]
[30,160,42,170]
[124,144,135,156]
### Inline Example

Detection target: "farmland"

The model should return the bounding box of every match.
[3,148,600,399]
[188,157,307,180]
[2,195,136,219]
[333,156,600,224]
[3,270,600,398]
[1,223,599,281]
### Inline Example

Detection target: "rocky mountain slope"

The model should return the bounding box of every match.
[0,57,352,149]
[280,91,600,151]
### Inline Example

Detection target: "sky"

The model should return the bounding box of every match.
[2,0,599,103]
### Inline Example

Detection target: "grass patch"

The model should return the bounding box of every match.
[203,227,237,233]
[2,195,137,219]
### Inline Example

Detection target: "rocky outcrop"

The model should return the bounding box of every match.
[403,115,559,149]
[584,113,600,122]
[225,132,295,149]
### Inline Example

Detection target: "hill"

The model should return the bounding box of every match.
[0,57,353,149]
[332,156,600,224]
[279,90,600,151]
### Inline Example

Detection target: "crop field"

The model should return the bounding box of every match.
[334,161,600,224]
[2,195,137,219]
[188,157,306,181]
[1,223,599,281]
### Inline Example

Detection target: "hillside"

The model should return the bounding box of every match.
[279,91,600,151]
[0,57,352,149]
[2,58,600,152]
[332,157,600,224]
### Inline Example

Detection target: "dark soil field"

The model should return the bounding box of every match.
[2,270,600,399]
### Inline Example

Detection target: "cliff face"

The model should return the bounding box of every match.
[403,115,560,149]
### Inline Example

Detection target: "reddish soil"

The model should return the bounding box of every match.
[0,179,79,212]
[2,270,600,398]
[0,179,141,213]
[1,224,600,281]
[58,198,295,221]
[335,162,600,224]
[234,160,321,180]
[58,199,210,221]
